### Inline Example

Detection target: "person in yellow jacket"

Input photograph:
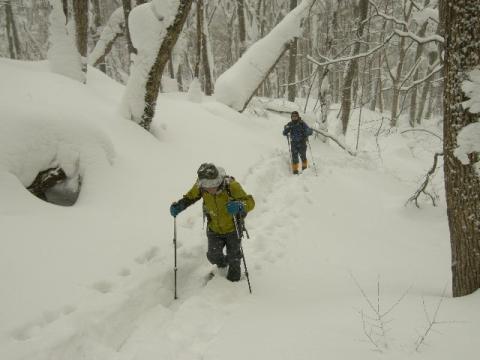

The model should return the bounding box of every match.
[170,163,255,281]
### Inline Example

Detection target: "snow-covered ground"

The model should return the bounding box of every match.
[0,59,477,360]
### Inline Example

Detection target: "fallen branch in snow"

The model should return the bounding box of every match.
[406,152,443,208]
[311,128,357,156]
[27,167,67,201]
[400,128,442,141]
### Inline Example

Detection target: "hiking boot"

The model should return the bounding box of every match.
[226,263,241,282]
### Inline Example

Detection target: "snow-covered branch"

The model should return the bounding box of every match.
[88,7,125,67]
[311,128,357,156]
[369,0,408,28]
[393,29,444,44]
[399,63,443,92]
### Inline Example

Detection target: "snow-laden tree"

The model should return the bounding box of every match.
[214,0,315,112]
[120,0,193,131]
[441,0,480,297]
[47,0,84,83]
[89,7,125,69]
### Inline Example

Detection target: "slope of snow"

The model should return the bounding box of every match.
[0,59,477,360]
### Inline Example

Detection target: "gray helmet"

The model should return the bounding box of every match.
[197,163,225,188]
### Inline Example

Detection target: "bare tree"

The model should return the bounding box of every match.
[73,0,89,82]
[287,0,298,102]
[408,1,430,126]
[441,0,480,297]
[121,0,136,58]
[339,0,369,135]
[4,0,22,59]
[236,0,247,55]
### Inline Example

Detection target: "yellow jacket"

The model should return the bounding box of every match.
[180,178,255,234]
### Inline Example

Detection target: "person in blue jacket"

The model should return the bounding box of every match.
[282,111,313,174]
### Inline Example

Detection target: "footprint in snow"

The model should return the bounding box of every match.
[135,246,159,264]
[118,267,131,277]
[92,281,114,294]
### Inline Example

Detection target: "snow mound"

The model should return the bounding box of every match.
[0,116,114,188]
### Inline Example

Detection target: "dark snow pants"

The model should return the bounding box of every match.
[291,141,307,165]
[206,229,242,281]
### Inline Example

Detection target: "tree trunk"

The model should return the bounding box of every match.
[408,21,429,126]
[5,0,21,59]
[141,0,194,130]
[177,63,184,91]
[62,0,69,19]
[287,0,298,102]
[340,0,368,135]
[91,0,106,72]
[236,0,247,56]
[121,0,137,58]
[73,0,89,83]
[416,50,438,124]
[194,0,202,78]
[441,0,480,297]
[201,4,213,96]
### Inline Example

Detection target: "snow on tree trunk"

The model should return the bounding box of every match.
[120,0,193,130]
[47,0,84,83]
[88,8,125,68]
[214,0,315,112]
[441,0,480,297]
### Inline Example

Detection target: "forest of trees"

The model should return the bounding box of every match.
[1,0,444,129]
[1,0,478,296]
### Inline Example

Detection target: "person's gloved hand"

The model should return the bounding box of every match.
[226,201,244,215]
[170,202,184,217]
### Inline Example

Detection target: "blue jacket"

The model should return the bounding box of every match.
[283,119,313,143]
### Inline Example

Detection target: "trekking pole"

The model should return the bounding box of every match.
[173,217,178,300]
[286,135,294,174]
[233,215,252,294]
[307,139,318,176]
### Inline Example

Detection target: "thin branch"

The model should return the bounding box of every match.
[406,152,443,208]
[307,32,395,67]
[399,64,443,92]
[369,0,408,27]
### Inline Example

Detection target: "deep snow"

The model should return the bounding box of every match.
[0,58,478,360]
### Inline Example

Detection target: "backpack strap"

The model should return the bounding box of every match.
[222,175,235,200]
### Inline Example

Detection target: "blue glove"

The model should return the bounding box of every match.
[170,202,184,217]
[226,201,244,215]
